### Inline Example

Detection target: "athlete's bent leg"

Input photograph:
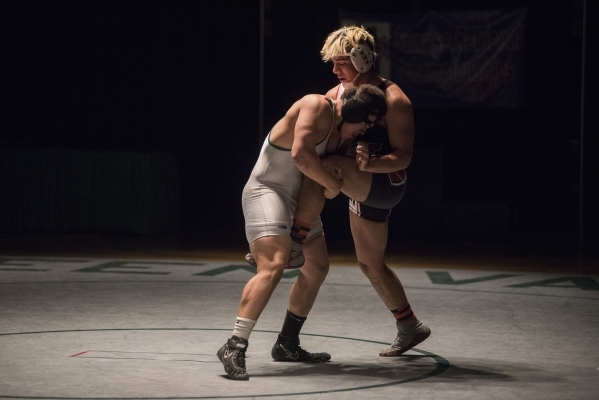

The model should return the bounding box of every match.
[288,233,329,317]
[349,211,408,309]
[349,211,431,356]
[271,233,331,363]
[238,235,290,320]
[323,155,371,202]
[218,235,290,380]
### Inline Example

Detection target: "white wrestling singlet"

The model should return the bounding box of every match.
[242,99,335,244]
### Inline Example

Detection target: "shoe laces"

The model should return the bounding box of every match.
[279,341,307,355]
[392,329,412,347]
[295,345,311,357]
[234,348,247,369]
[296,345,325,360]
[392,321,419,347]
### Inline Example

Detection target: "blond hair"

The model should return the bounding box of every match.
[320,25,376,62]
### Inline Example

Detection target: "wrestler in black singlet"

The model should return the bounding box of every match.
[344,80,407,222]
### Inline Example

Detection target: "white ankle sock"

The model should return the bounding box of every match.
[233,317,256,341]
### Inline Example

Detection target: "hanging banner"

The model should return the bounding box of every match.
[340,8,527,108]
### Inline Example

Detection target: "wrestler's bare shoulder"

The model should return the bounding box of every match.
[385,82,412,107]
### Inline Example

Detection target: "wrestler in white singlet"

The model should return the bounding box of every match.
[242,98,336,244]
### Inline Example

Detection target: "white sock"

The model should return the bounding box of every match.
[233,317,256,341]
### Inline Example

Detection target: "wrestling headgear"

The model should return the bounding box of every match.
[346,44,374,73]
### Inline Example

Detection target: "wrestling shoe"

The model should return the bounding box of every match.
[379,319,431,357]
[286,241,305,269]
[244,253,257,268]
[271,334,331,363]
[216,336,249,380]
[244,242,305,270]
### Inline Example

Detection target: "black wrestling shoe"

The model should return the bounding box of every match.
[271,334,331,363]
[217,336,249,380]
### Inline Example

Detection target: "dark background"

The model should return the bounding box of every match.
[1,0,597,261]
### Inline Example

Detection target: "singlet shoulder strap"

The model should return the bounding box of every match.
[378,79,396,91]
[335,84,345,100]
[314,97,336,149]
[326,97,335,135]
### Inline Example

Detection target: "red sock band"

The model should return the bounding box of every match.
[391,303,416,322]
[291,219,311,243]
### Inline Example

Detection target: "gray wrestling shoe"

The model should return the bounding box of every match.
[217,336,250,380]
[286,241,305,269]
[244,253,257,268]
[244,242,305,270]
[379,319,431,357]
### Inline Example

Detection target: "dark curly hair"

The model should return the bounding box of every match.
[341,84,388,118]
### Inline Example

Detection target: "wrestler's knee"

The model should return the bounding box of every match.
[256,263,284,284]
[301,258,329,286]
[357,260,372,276]
[312,261,329,283]
[322,157,342,179]
[357,259,386,281]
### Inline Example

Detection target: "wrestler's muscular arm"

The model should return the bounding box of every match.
[356,85,414,173]
[292,96,341,199]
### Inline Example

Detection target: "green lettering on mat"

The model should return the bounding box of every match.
[426,271,517,285]
[0,258,88,263]
[193,264,255,276]
[506,277,599,291]
[193,264,301,279]
[74,261,170,275]
[282,269,301,278]
[0,259,50,271]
